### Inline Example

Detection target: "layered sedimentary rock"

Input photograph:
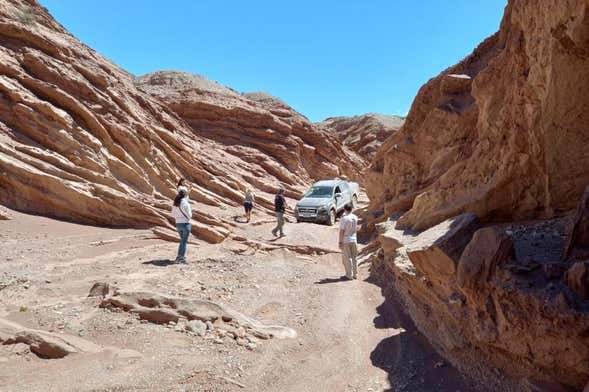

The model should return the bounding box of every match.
[367,0,589,231]
[369,1,589,390]
[373,211,589,391]
[319,113,404,161]
[0,1,360,242]
[136,72,362,187]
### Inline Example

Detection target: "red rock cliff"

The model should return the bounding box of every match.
[0,1,360,242]
[136,72,362,189]
[368,1,589,390]
[367,0,589,231]
[319,113,404,162]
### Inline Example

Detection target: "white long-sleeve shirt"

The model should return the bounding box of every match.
[172,198,192,224]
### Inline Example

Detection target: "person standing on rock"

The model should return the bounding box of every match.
[271,187,287,237]
[338,204,358,280]
[172,188,192,263]
[243,188,255,223]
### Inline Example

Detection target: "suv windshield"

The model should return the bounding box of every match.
[305,186,333,198]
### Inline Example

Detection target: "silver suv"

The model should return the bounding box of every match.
[295,179,359,225]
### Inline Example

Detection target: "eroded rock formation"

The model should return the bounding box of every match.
[368,1,589,390]
[136,72,362,188]
[0,1,360,242]
[101,291,297,340]
[319,113,404,161]
[0,317,139,359]
[367,0,589,231]
[373,213,589,391]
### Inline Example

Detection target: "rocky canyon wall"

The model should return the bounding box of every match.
[0,0,361,242]
[367,0,589,231]
[135,72,362,191]
[318,113,404,162]
[369,1,589,390]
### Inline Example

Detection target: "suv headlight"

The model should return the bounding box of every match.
[318,206,328,213]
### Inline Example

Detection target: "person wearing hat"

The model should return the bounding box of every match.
[271,186,287,237]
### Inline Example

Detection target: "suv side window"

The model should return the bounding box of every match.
[340,182,349,191]
[334,186,341,194]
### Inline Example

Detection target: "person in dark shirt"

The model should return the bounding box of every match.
[272,187,287,237]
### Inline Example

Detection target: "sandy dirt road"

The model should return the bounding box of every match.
[0,208,474,391]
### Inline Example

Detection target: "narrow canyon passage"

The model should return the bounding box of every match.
[0,208,474,391]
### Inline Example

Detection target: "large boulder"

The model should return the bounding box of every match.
[377,225,403,258]
[405,213,480,279]
[457,227,514,292]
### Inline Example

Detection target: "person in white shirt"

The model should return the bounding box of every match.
[172,188,192,263]
[338,204,358,280]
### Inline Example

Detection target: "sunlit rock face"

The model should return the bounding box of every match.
[367,0,589,231]
[318,113,404,162]
[136,72,363,187]
[368,1,589,390]
[0,1,361,242]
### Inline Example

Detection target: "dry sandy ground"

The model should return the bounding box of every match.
[0,206,477,392]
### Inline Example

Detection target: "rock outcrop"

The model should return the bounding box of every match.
[367,0,589,231]
[0,1,360,242]
[319,113,404,161]
[368,1,589,390]
[373,214,589,391]
[101,291,297,339]
[1,317,99,358]
[136,72,362,188]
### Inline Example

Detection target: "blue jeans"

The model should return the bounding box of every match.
[176,223,191,258]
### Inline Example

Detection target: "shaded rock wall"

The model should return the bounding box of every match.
[367,0,589,231]
[374,213,589,391]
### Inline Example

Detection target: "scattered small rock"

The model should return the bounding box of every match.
[234,326,246,339]
[88,282,110,298]
[186,320,207,335]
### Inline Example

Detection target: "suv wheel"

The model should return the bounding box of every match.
[327,209,336,226]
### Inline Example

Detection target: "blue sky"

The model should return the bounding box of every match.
[40,1,507,121]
